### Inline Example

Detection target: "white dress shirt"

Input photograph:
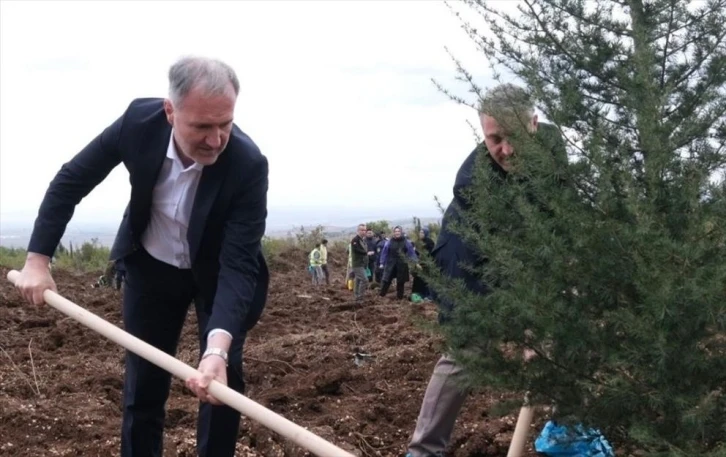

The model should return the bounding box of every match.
[141,131,231,342]
[141,131,203,269]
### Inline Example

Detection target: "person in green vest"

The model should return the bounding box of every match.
[308,243,324,286]
[319,239,330,285]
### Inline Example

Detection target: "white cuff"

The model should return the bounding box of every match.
[207,328,233,341]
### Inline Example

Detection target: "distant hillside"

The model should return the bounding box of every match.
[1,217,443,248]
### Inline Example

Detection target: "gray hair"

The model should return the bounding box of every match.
[478,83,535,121]
[168,56,240,106]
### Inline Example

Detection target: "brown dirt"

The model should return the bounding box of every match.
[0,254,543,457]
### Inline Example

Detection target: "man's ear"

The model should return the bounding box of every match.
[163,99,175,125]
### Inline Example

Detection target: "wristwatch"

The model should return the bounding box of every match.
[202,347,229,366]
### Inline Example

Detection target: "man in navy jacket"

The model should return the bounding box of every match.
[14,56,269,457]
[405,84,567,457]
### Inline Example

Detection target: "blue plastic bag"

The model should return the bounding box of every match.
[534,421,614,457]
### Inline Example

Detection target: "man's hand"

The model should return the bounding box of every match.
[186,331,232,405]
[15,253,57,305]
[186,354,228,405]
[367,251,374,256]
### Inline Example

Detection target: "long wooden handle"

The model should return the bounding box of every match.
[507,403,534,457]
[7,270,355,457]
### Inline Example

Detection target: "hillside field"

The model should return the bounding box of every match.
[0,245,542,457]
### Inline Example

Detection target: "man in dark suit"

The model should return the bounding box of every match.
[14,56,269,457]
[405,84,567,457]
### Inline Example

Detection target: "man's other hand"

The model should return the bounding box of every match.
[186,355,228,405]
[15,253,57,305]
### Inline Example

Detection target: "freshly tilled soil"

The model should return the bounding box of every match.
[0,250,541,457]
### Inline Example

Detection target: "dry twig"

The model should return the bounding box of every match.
[0,344,40,396]
[28,339,40,396]
[353,432,396,456]
[245,356,301,374]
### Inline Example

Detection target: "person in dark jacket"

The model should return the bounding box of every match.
[378,226,418,299]
[350,223,373,301]
[405,83,568,457]
[411,228,435,299]
[365,229,378,282]
[13,56,270,457]
[374,231,388,283]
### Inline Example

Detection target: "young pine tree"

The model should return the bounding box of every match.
[426,0,726,454]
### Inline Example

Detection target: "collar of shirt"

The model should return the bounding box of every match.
[167,130,204,172]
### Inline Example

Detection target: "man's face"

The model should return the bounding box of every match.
[164,84,237,166]
[480,112,538,171]
[419,229,425,239]
[393,228,402,239]
[366,230,374,238]
[358,225,367,237]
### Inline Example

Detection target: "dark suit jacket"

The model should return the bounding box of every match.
[431,122,567,323]
[27,98,269,337]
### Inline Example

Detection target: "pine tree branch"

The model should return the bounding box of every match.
[661,30,712,62]
[668,89,726,153]
[429,47,484,111]
[466,118,483,144]
[564,172,608,215]
[648,1,722,42]
[450,5,534,81]
[658,0,677,89]
[714,138,726,158]
[523,0,626,92]
[465,0,539,36]
[526,347,596,384]
[449,1,535,64]
[526,66,634,134]
[547,0,631,38]
[668,29,726,91]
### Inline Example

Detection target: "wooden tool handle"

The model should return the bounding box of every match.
[7,269,355,457]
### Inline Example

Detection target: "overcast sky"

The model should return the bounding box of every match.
[0,0,519,231]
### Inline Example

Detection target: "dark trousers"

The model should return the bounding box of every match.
[411,274,429,298]
[379,277,406,299]
[379,264,407,299]
[374,264,383,283]
[121,249,246,457]
[321,264,330,284]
